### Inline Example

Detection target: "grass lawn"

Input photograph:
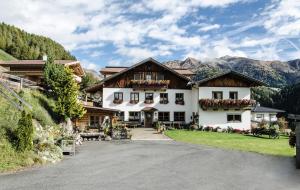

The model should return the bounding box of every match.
[165,130,295,157]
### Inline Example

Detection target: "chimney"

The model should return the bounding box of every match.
[42,54,48,61]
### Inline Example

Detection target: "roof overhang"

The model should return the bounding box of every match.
[141,107,158,112]
[83,105,119,113]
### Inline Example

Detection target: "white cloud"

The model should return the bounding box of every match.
[80,59,100,71]
[199,24,220,32]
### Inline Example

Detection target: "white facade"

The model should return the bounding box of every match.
[102,88,194,122]
[198,87,252,130]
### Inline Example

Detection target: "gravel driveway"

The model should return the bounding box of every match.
[1,140,300,190]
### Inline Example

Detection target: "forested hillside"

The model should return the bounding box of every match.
[0,23,75,60]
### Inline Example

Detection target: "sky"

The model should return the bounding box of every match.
[0,0,300,71]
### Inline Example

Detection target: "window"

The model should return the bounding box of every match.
[134,73,142,80]
[113,92,123,104]
[160,93,168,104]
[145,73,152,81]
[174,112,185,121]
[270,114,276,120]
[89,115,100,128]
[116,112,124,121]
[212,91,223,99]
[229,91,238,100]
[256,114,264,119]
[145,93,154,103]
[175,93,184,105]
[157,73,164,80]
[129,112,140,121]
[158,112,170,121]
[130,92,139,103]
[227,114,242,122]
[114,92,123,100]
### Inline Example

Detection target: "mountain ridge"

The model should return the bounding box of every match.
[164,56,300,87]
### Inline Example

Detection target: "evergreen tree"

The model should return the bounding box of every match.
[44,58,86,120]
[15,111,34,152]
[0,22,75,60]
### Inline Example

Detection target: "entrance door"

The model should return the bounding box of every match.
[144,112,153,128]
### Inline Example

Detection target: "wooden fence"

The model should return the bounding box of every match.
[0,72,37,90]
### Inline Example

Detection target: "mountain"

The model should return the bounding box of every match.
[84,69,103,81]
[164,56,300,87]
[0,49,17,61]
[0,23,75,60]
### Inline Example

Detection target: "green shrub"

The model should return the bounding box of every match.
[15,111,34,152]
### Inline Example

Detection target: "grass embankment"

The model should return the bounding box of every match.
[0,89,57,172]
[0,49,17,61]
[165,130,295,157]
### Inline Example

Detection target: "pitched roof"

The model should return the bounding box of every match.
[0,60,85,76]
[100,66,194,76]
[102,57,191,83]
[252,105,285,113]
[195,70,266,86]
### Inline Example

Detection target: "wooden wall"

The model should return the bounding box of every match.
[104,61,190,89]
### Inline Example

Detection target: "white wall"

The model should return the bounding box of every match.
[102,88,193,122]
[198,87,250,99]
[198,87,251,129]
[198,110,251,130]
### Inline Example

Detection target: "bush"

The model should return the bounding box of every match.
[14,111,34,152]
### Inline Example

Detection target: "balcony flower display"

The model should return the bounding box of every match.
[113,99,123,104]
[129,100,139,104]
[144,99,154,104]
[159,100,169,104]
[130,80,170,90]
[199,99,256,110]
[175,99,185,105]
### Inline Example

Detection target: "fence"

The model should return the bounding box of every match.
[0,72,37,90]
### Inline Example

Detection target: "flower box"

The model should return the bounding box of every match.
[144,100,154,104]
[199,99,256,110]
[175,100,185,105]
[159,100,169,104]
[113,99,123,104]
[130,100,139,104]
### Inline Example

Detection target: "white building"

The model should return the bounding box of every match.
[85,58,264,130]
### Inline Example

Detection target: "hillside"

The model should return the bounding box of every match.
[0,23,75,60]
[164,56,300,87]
[0,49,17,61]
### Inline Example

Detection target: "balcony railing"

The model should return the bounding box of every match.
[130,80,170,90]
[199,99,256,110]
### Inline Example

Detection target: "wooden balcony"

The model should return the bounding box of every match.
[130,80,170,91]
[199,99,256,110]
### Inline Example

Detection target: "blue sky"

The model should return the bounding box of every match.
[0,0,300,70]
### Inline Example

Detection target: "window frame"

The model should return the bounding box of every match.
[133,72,142,80]
[114,92,123,100]
[129,112,140,122]
[227,114,242,123]
[145,93,154,101]
[229,91,238,100]
[174,112,185,122]
[159,93,168,104]
[89,115,100,128]
[130,92,139,101]
[157,73,164,80]
[212,91,223,99]
[158,112,170,122]
[175,93,184,101]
